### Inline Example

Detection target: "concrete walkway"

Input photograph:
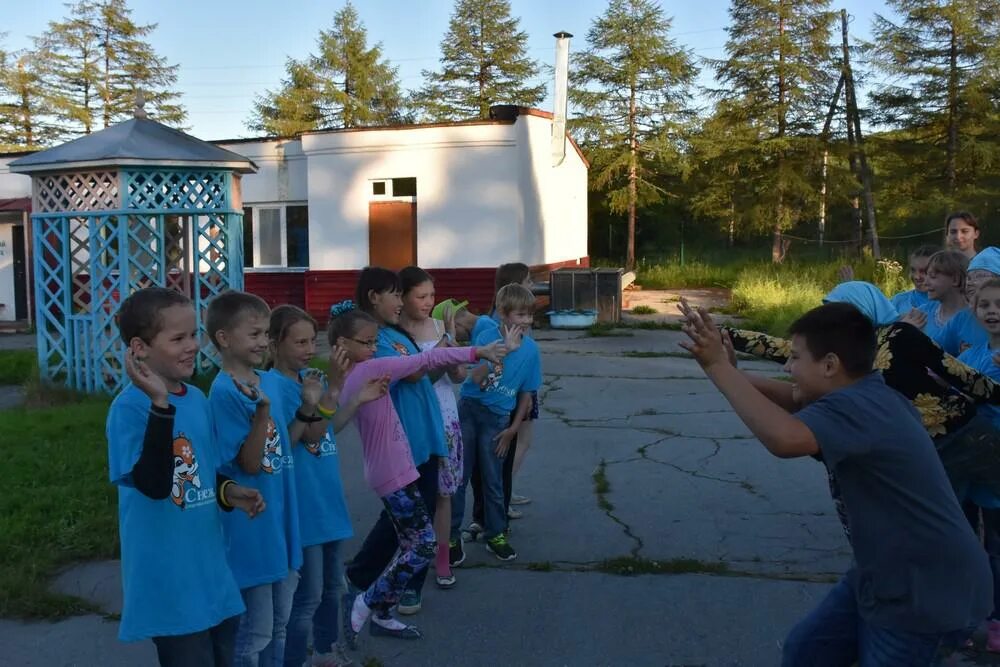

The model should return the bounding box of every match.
[1,327,993,666]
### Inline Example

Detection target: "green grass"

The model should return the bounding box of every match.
[597,555,730,576]
[0,395,119,618]
[0,350,37,385]
[630,305,658,315]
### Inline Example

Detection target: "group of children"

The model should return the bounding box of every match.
[106,262,543,667]
[684,211,1000,665]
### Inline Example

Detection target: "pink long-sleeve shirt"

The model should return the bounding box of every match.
[342,345,478,497]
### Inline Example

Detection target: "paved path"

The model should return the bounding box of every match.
[1,328,995,666]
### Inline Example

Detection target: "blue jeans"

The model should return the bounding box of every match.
[234,570,299,667]
[152,614,240,667]
[452,399,508,540]
[284,541,344,667]
[781,577,971,666]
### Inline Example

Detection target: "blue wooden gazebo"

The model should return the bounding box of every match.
[9,103,257,394]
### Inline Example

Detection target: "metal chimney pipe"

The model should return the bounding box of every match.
[552,31,572,166]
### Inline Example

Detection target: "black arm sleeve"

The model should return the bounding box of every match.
[216,473,235,512]
[129,404,176,500]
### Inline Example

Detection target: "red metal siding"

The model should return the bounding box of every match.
[244,272,306,310]
[304,270,360,324]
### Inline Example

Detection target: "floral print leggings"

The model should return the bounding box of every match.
[363,483,436,612]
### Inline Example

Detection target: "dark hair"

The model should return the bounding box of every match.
[494,262,530,295]
[910,245,939,261]
[269,305,317,345]
[355,266,401,314]
[205,291,270,349]
[399,266,434,295]
[787,302,876,378]
[928,250,969,290]
[327,308,377,347]
[117,287,191,344]
[947,211,980,231]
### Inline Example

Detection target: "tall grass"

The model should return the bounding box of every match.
[635,252,911,335]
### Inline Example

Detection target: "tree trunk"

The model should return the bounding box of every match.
[103,24,112,129]
[627,83,637,272]
[946,19,959,197]
[773,3,787,263]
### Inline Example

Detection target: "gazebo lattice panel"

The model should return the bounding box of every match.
[32,171,120,213]
[31,168,245,394]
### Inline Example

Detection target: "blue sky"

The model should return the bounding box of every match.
[3,0,888,141]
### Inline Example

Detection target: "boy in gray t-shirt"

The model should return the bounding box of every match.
[680,301,991,665]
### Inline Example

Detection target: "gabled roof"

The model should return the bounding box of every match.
[8,118,257,174]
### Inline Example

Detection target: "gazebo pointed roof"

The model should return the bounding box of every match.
[8,117,257,174]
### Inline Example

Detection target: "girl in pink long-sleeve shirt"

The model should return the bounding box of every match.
[327,301,504,648]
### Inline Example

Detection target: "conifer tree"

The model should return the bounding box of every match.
[571,0,696,271]
[248,2,404,134]
[0,47,65,150]
[708,0,836,261]
[415,0,545,121]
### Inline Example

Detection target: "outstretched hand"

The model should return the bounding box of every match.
[677,298,728,370]
[476,340,507,364]
[226,484,266,518]
[359,374,390,404]
[125,349,169,408]
[231,374,270,407]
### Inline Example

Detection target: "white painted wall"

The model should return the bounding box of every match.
[301,121,527,270]
[216,140,307,205]
[0,157,32,199]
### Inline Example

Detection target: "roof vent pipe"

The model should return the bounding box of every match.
[551,31,572,167]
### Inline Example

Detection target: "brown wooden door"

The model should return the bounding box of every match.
[368,201,416,270]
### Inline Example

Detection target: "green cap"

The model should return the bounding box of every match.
[432,298,469,320]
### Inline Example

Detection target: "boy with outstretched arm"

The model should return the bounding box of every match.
[679,299,991,666]
[107,288,264,666]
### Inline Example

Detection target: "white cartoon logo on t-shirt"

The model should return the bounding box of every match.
[171,434,201,508]
[260,418,283,473]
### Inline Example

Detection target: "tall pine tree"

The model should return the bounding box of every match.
[248,2,404,134]
[867,0,1000,218]
[0,47,65,151]
[415,0,545,121]
[41,0,184,135]
[708,0,836,261]
[571,0,696,271]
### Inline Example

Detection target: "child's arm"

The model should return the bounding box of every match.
[333,375,389,433]
[229,378,272,475]
[129,404,177,499]
[902,324,1000,402]
[494,392,533,456]
[682,306,818,458]
[365,345,490,384]
[216,474,266,517]
[721,331,798,411]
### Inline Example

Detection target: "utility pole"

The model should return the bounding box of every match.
[842,9,880,258]
[818,74,846,248]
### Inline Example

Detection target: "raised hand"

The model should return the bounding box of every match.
[328,345,354,390]
[231,374,270,407]
[837,265,855,283]
[125,350,170,408]
[677,299,727,369]
[900,309,928,330]
[476,340,507,364]
[721,329,738,368]
[502,324,524,353]
[226,484,266,518]
[300,368,324,409]
[359,374,390,404]
[443,303,457,341]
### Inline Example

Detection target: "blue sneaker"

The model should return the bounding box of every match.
[396,588,421,615]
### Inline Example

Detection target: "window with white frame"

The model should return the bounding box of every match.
[242,204,309,268]
[370,177,417,200]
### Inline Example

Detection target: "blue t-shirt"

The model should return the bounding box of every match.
[795,372,991,633]
[265,369,353,547]
[958,343,1000,508]
[209,371,302,589]
[890,289,929,315]
[376,326,447,463]
[470,313,500,343]
[939,308,988,357]
[461,326,542,415]
[107,384,244,642]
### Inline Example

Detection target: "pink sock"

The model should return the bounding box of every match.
[436,543,452,577]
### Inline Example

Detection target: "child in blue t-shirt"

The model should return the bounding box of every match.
[264,305,387,667]
[206,291,302,666]
[680,299,991,664]
[890,245,935,315]
[453,283,541,562]
[107,288,264,666]
[909,250,984,354]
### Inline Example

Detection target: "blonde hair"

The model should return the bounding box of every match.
[928,250,969,291]
[495,283,535,314]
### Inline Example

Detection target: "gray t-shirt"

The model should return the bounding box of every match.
[796,372,992,633]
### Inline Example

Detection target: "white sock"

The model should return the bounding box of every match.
[372,614,410,631]
[350,594,371,633]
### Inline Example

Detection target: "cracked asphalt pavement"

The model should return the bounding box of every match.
[4,328,994,665]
